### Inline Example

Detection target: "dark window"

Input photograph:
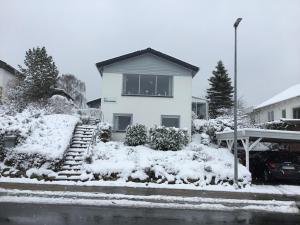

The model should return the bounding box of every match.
[140,75,156,95]
[157,76,172,96]
[282,109,286,118]
[113,114,132,131]
[268,111,274,122]
[293,107,300,119]
[161,115,180,128]
[123,74,172,97]
[123,74,139,95]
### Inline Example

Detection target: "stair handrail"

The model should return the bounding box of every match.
[86,126,98,160]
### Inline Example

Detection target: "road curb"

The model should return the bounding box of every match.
[1,181,300,202]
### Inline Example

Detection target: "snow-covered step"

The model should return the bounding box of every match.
[72,137,92,141]
[77,125,96,128]
[65,156,84,161]
[67,148,85,152]
[70,145,88,148]
[62,165,82,170]
[64,161,82,166]
[65,153,84,157]
[71,141,89,144]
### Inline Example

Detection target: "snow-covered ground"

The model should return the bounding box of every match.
[0,188,298,213]
[13,114,79,159]
[0,105,79,160]
[83,138,251,186]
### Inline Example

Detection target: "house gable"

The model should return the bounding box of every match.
[96,48,199,77]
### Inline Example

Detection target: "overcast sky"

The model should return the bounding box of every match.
[1,0,299,106]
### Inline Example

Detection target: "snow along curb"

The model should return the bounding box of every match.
[0,188,298,214]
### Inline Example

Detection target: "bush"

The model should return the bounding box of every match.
[46,95,75,114]
[125,124,147,146]
[98,122,112,143]
[149,126,189,151]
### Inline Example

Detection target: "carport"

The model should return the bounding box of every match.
[216,128,300,170]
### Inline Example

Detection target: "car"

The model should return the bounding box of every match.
[262,151,300,183]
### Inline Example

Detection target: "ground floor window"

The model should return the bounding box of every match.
[282,109,286,118]
[293,107,300,119]
[113,113,132,131]
[161,115,180,128]
[268,111,274,122]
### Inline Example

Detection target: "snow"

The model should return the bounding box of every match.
[0,105,79,160]
[12,114,79,159]
[83,140,251,185]
[0,188,298,213]
[255,83,300,109]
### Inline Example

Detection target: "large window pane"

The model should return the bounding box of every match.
[161,115,180,128]
[124,74,139,95]
[157,76,171,96]
[114,114,132,131]
[140,75,155,95]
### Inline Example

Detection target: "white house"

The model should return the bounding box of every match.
[96,48,199,140]
[252,83,300,124]
[0,60,18,102]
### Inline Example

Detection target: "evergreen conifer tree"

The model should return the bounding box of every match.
[19,47,59,101]
[206,61,233,118]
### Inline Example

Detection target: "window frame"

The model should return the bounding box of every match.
[113,113,133,132]
[122,74,173,97]
[161,115,180,128]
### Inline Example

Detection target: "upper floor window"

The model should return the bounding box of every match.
[123,74,172,97]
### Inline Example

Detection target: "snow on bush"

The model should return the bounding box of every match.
[46,95,76,114]
[98,122,112,143]
[149,126,189,151]
[125,124,147,146]
[84,141,251,186]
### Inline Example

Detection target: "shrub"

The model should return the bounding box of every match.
[149,126,189,151]
[98,122,112,143]
[125,124,147,146]
[46,95,75,114]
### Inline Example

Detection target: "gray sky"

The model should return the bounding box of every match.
[1,0,299,107]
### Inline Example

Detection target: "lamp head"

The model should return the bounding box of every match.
[234,18,242,28]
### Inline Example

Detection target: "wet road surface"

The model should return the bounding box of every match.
[0,202,300,225]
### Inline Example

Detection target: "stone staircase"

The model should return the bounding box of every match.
[56,124,97,181]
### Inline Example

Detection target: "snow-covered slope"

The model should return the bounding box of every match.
[0,106,79,160]
[14,114,79,159]
[255,83,300,109]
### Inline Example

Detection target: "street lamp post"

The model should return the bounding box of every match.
[233,18,242,187]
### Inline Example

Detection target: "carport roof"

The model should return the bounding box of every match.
[216,128,300,143]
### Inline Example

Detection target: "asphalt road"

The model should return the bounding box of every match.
[0,203,300,225]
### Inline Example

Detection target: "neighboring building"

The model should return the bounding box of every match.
[192,96,208,119]
[87,98,101,108]
[96,48,199,141]
[0,60,18,101]
[252,83,300,124]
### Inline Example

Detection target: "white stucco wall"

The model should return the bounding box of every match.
[0,68,15,100]
[101,72,192,141]
[253,96,300,124]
